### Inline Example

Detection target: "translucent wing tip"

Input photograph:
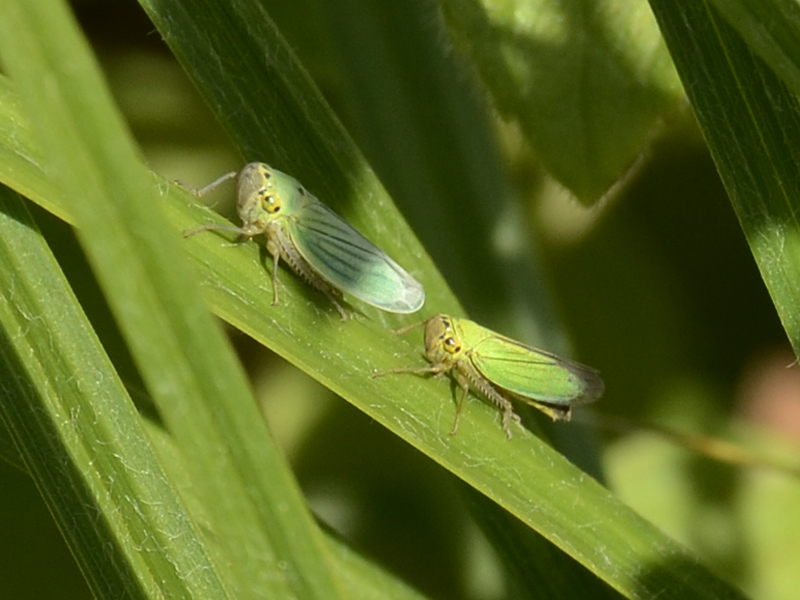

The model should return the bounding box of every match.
[573,365,604,404]
[378,276,426,314]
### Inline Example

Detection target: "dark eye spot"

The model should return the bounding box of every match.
[261,193,281,214]
[444,337,460,353]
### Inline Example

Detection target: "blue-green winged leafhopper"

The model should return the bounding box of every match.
[374,314,603,437]
[184,163,425,320]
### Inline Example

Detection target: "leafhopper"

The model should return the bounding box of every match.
[183,163,426,319]
[374,314,603,437]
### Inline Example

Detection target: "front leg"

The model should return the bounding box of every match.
[266,238,282,306]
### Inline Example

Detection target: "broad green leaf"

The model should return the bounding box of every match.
[436,0,683,201]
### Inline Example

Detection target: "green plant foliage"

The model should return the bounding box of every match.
[1,0,799,599]
[437,0,684,201]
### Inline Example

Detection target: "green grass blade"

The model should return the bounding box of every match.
[649,0,800,356]
[0,76,65,221]
[708,0,800,99]
[142,418,433,600]
[0,2,345,599]
[0,423,25,472]
[0,186,230,600]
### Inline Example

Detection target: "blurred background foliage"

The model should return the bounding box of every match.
[1,0,799,599]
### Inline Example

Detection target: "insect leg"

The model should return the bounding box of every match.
[390,318,430,336]
[371,364,442,378]
[450,371,471,436]
[266,238,282,306]
[271,227,350,320]
[182,222,245,238]
[320,289,348,321]
[501,407,522,439]
[463,365,521,438]
[528,402,572,422]
[184,171,238,197]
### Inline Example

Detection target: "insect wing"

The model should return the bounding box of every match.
[466,326,603,406]
[287,201,425,313]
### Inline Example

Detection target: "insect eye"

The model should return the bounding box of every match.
[443,336,460,354]
[261,192,281,214]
